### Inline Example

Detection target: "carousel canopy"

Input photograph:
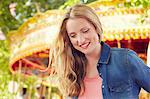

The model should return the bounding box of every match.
[9,10,64,76]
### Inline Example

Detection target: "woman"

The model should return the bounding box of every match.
[49,4,150,99]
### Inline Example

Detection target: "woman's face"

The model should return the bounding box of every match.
[66,17,100,55]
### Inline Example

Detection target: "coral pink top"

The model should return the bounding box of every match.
[78,75,103,99]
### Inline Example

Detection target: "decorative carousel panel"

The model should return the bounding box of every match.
[98,8,150,41]
[9,10,64,77]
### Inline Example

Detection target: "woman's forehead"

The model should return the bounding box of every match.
[66,18,93,33]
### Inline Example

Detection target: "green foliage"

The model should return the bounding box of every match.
[81,0,97,4]
[0,0,19,34]
[124,0,150,8]
[0,40,12,98]
[59,0,80,9]
[59,0,97,10]
[0,40,10,72]
[0,0,66,34]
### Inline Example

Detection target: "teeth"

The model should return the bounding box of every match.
[81,43,89,48]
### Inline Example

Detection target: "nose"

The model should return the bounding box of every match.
[77,34,85,46]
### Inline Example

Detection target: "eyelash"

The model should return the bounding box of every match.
[82,29,89,33]
[70,35,76,38]
[69,33,76,38]
[69,29,89,38]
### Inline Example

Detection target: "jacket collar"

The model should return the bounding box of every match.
[98,41,111,64]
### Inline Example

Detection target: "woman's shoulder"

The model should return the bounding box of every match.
[111,47,136,54]
[111,47,129,51]
[110,47,137,59]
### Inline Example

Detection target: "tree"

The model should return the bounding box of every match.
[0,0,66,35]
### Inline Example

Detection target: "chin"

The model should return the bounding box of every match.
[76,47,93,55]
[82,50,92,55]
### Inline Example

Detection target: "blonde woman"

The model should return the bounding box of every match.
[49,4,150,99]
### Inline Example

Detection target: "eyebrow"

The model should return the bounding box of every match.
[80,27,88,31]
[68,32,76,35]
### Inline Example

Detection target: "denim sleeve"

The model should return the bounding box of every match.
[127,49,150,92]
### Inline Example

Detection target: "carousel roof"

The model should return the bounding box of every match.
[9,10,64,76]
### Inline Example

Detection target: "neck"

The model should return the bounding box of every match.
[86,44,101,64]
[85,44,101,78]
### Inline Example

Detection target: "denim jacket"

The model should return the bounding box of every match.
[72,42,150,99]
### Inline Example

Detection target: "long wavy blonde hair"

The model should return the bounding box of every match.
[49,4,103,97]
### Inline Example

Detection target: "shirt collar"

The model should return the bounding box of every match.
[98,41,111,64]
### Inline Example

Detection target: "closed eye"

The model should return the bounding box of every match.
[69,33,76,38]
[82,28,89,33]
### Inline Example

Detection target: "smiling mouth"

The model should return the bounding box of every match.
[80,42,90,49]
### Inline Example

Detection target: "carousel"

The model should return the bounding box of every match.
[8,0,150,98]
[9,10,64,98]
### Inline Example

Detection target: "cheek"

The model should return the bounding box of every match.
[95,35,99,41]
[70,39,77,46]
[90,34,99,42]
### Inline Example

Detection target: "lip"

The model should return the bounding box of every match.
[80,42,90,49]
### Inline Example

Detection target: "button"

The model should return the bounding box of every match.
[99,73,102,77]
[99,73,102,76]
[102,85,104,88]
